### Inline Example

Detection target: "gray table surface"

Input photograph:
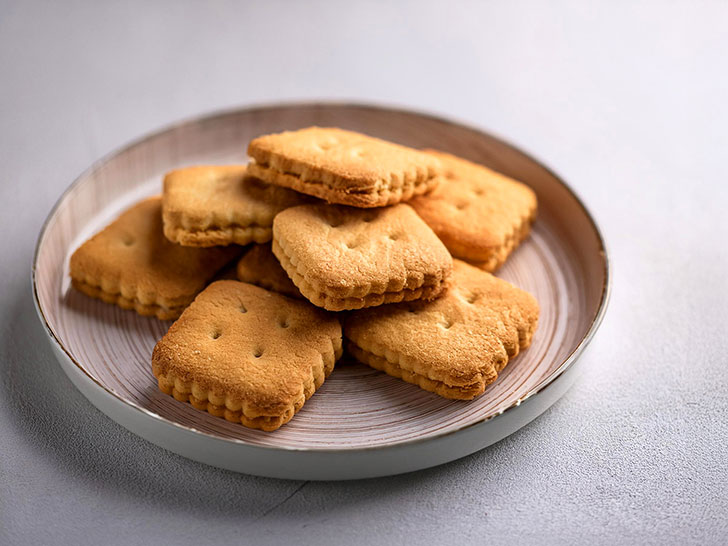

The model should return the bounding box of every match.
[2,1,726,544]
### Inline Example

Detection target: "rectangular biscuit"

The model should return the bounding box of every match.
[408,150,537,272]
[344,260,539,399]
[247,127,443,208]
[152,280,343,431]
[162,165,309,247]
[272,203,453,311]
[69,197,241,320]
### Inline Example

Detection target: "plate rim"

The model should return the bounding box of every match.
[31,100,612,454]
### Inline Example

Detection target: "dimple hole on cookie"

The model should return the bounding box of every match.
[465,292,480,304]
[316,139,338,151]
[239,303,247,313]
[362,213,376,223]
[345,240,359,249]
[121,234,135,246]
[253,347,264,358]
[388,233,401,241]
[211,329,222,340]
[439,317,454,329]
[278,317,290,328]
[455,202,469,211]
[473,187,485,196]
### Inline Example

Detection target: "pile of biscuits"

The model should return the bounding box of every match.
[69,127,540,431]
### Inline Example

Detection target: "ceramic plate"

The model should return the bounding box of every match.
[33,103,609,480]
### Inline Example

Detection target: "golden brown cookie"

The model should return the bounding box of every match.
[69,197,241,320]
[344,260,539,399]
[162,165,309,247]
[273,203,453,311]
[236,244,302,299]
[247,127,443,208]
[152,280,343,431]
[408,150,537,272]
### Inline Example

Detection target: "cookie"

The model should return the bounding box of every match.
[247,127,443,208]
[162,165,309,247]
[272,203,453,311]
[344,260,539,399]
[408,150,537,272]
[236,244,302,299]
[152,280,343,431]
[69,197,241,320]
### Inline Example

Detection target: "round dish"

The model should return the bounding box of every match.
[32,103,610,480]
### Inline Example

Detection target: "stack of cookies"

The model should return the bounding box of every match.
[69,126,539,431]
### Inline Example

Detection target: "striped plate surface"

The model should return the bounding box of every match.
[34,104,607,450]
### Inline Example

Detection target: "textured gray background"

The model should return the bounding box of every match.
[1,1,727,544]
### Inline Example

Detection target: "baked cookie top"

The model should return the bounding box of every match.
[408,150,537,271]
[236,244,302,299]
[272,203,453,310]
[344,260,539,397]
[162,165,308,247]
[152,280,342,429]
[247,127,443,207]
[69,197,240,318]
